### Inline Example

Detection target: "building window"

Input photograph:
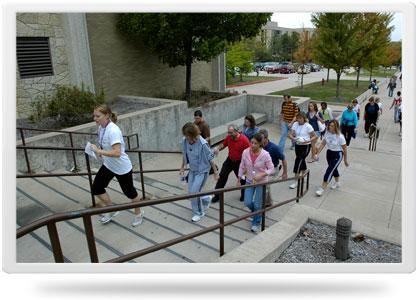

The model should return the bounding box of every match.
[17,37,54,79]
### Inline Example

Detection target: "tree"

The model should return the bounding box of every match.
[270,32,300,62]
[117,13,271,101]
[226,39,254,82]
[293,30,312,90]
[311,13,364,99]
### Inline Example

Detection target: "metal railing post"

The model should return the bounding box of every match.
[83,215,99,263]
[127,136,131,150]
[261,184,267,231]
[85,153,96,207]
[19,128,32,174]
[296,176,301,201]
[135,134,139,149]
[138,152,146,200]
[68,132,79,172]
[219,192,225,256]
[47,222,64,263]
[306,171,310,193]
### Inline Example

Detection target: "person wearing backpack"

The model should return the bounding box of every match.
[364,96,380,137]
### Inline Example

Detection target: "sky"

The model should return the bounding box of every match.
[271,12,402,41]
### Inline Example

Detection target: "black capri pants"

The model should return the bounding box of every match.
[92,165,138,199]
[323,150,343,183]
[293,144,311,174]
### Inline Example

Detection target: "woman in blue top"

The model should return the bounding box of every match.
[306,102,325,163]
[340,104,358,146]
[243,114,260,141]
[180,122,219,222]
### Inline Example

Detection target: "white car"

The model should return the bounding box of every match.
[297,65,311,74]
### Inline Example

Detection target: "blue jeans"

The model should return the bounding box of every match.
[388,88,394,97]
[278,121,290,153]
[188,171,209,217]
[244,185,264,226]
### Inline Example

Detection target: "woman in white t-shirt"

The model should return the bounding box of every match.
[287,112,318,189]
[315,120,349,196]
[90,104,144,227]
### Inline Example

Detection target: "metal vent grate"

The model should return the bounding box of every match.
[17,37,54,79]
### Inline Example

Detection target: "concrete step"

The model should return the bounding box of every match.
[210,112,267,145]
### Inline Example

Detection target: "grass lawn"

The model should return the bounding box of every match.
[346,67,398,78]
[226,75,282,86]
[268,80,371,104]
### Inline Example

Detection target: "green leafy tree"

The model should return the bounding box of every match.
[226,40,254,81]
[293,30,312,89]
[270,32,300,62]
[311,13,364,99]
[117,13,271,101]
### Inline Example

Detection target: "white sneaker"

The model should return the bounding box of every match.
[331,182,341,190]
[100,211,120,224]
[132,210,145,227]
[315,187,324,197]
[191,214,203,222]
[251,225,261,233]
[289,182,297,189]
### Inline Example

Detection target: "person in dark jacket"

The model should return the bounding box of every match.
[364,96,380,137]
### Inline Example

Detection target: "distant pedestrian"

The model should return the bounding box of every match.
[389,91,402,123]
[315,120,349,196]
[369,79,379,94]
[212,124,251,203]
[278,94,299,152]
[320,102,334,139]
[238,133,274,232]
[375,97,383,116]
[259,128,288,207]
[398,104,402,136]
[180,123,219,222]
[90,104,144,227]
[288,112,317,189]
[340,104,358,146]
[306,102,325,163]
[387,76,397,97]
[243,114,260,141]
[194,110,211,145]
[352,99,361,120]
[364,97,380,137]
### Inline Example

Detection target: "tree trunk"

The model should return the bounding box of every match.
[356,67,360,88]
[240,69,243,82]
[185,41,193,102]
[369,68,373,82]
[336,72,341,99]
[327,68,330,82]
[301,68,304,91]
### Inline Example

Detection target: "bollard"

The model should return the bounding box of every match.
[321,78,325,86]
[335,217,352,261]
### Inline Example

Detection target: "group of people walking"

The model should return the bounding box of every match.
[88,74,401,233]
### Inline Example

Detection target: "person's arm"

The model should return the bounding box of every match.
[316,139,327,155]
[180,156,186,176]
[307,131,318,144]
[91,143,121,158]
[254,155,274,182]
[281,160,288,180]
[389,100,395,110]
[317,111,325,123]
[237,155,246,186]
[210,160,219,181]
[288,128,296,141]
[213,138,227,155]
[342,144,349,167]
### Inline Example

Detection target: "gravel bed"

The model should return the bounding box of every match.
[275,220,401,263]
[16,98,157,140]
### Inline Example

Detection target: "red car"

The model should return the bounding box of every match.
[278,63,295,74]
[265,63,281,74]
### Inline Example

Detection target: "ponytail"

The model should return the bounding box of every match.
[94,104,117,123]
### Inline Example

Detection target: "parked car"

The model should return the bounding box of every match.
[265,62,282,74]
[297,64,311,74]
[278,62,295,74]
[308,63,321,72]
[253,62,265,71]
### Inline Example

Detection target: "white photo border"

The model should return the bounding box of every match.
[2,0,416,273]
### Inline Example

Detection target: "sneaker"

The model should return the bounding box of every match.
[132,210,145,227]
[307,158,315,163]
[315,187,324,197]
[289,182,297,189]
[251,225,261,233]
[331,182,341,190]
[191,214,203,222]
[99,211,120,224]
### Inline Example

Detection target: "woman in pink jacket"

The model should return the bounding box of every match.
[238,132,274,232]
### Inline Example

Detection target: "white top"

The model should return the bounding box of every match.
[324,132,346,151]
[98,122,132,175]
[377,102,383,109]
[353,104,361,113]
[291,122,314,144]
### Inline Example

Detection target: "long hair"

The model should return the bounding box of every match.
[295,112,308,123]
[327,119,340,135]
[94,104,117,123]
[244,114,256,128]
[308,102,319,112]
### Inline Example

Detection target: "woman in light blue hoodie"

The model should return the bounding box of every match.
[340,104,358,146]
[180,122,219,222]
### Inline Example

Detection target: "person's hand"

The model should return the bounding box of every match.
[213,147,220,156]
[236,180,241,187]
[213,172,220,181]
[254,173,264,182]
[179,167,185,176]
[91,144,99,153]
[344,160,349,167]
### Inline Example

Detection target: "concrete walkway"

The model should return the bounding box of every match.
[16,77,402,263]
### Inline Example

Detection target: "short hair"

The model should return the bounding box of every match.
[244,114,256,128]
[228,124,240,132]
[352,99,358,104]
[182,122,200,139]
[295,112,308,122]
[252,132,264,144]
[397,91,401,96]
[194,110,203,117]
[321,102,327,108]
[258,128,269,138]
[369,96,375,102]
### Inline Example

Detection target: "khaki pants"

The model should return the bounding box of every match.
[265,167,280,206]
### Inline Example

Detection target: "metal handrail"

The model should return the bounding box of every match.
[16,145,184,205]
[368,123,380,151]
[17,127,139,173]
[16,170,310,263]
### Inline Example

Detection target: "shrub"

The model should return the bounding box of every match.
[30,84,105,127]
